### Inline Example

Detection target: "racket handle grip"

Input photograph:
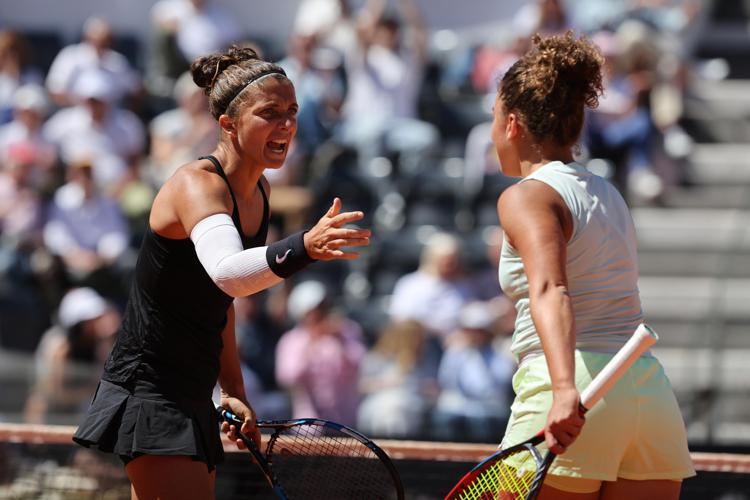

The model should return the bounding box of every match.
[579,323,658,410]
[217,406,244,426]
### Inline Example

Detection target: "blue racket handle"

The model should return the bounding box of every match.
[218,407,244,425]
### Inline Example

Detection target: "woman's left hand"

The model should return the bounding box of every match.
[219,396,260,451]
[303,198,371,261]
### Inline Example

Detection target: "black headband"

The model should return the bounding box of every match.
[222,69,287,114]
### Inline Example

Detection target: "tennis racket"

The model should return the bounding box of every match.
[444,323,659,500]
[217,407,405,500]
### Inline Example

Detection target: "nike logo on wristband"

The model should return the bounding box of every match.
[275,249,293,264]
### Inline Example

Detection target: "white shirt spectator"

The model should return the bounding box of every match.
[44,69,144,188]
[45,42,139,103]
[44,105,143,185]
[43,180,129,261]
[292,0,357,55]
[343,44,422,124]
[389,270,471,338]
[151,0,243,62]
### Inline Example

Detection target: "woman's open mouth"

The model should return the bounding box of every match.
[266,140,288,155]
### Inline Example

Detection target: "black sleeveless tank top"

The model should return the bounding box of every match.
[102,156,269,399]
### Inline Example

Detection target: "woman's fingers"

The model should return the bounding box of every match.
[325,197,342,217]
[306,201,372,261]
[225,424,238,442]
[329,210,365,227]
[320,249,360,260]
[326,238,370,249]
[546,419,584,454]
[327,227,371,239]
[223,423,255,450]
[240,418,255,436]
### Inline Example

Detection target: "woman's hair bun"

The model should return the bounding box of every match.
[500,31,604,146]
[528,31,604,110]
[191,46,261,93]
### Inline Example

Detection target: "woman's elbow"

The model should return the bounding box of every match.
[529,281,569,301]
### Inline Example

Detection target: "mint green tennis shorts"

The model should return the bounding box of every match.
[501,350,696,492]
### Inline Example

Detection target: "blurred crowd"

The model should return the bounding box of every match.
[0,0,705,442]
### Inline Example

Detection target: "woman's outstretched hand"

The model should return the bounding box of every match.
[304,198,371,260]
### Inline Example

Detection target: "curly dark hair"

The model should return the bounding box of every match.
[499,31,604,147]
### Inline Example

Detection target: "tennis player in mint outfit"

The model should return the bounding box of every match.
[491,32,694,499]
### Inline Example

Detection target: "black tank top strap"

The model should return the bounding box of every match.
[256,180,270,242]
[199,155,244,236]
[199,155,270,248]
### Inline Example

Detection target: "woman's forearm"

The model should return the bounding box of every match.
[530,283,576,392]
[218,304,247,402]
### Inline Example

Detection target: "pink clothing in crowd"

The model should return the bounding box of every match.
[275,318,365,426]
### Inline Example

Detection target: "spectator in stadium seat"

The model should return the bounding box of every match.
[335,0,440,175]
[150,0,244,66]
[146,0,244,103]
[0,141,45,245]
[43,68,145,191]
[0,84,57,191]
[45,17,141,107]
[145,71,217,186]
[42,158,131,295]
[24,287,119,424]
[389,232,472,340]
[276,280,366,426]
[584,29,663,202]
[0,30,44,124]
[357,319,440,439]
[292,0,358,58]
[278,33,346,168]
[432,301,515,442]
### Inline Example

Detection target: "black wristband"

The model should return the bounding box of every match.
[266,231,315,278]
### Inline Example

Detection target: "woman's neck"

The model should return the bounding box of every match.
[518,141,575,177]
[212,143,264,197]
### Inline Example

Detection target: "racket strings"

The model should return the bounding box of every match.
[456,450,537,500]
[268,424,397,499]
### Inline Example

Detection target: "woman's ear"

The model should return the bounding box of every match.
[506,112,519,141]
[218,114,235,137]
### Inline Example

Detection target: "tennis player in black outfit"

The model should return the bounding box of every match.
[73,46,371,499]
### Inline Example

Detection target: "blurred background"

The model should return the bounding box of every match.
[0,0,749,497]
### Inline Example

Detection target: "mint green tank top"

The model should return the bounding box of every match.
[498,161,644,362]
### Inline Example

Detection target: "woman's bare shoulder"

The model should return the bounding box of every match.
[150,159,233,237]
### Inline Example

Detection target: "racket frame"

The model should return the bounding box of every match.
[218,409,405,500]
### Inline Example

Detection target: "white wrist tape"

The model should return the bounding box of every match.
[190,213,282,297]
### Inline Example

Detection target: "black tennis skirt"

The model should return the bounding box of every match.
[72,378,224,471]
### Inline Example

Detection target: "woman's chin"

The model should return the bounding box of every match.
[262,154,288,169]
[264,160,286,170]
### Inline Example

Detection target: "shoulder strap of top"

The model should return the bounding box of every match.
[199,155,245,237]
[256,180,269,238]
